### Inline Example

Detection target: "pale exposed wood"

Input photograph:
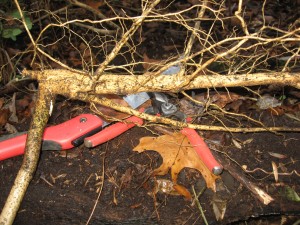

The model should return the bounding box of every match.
[22,69,300,96]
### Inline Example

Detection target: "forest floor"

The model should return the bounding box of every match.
[0,0,299,224]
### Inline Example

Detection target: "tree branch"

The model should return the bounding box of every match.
[22,69,300,97]
[0,84,53,225]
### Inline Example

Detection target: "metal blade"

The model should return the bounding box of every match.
[123,92,150,109]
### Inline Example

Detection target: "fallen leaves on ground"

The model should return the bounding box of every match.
[194,91,241,109]
[16,94,35,119]
[133,132,220,199]
[179,91,242,117]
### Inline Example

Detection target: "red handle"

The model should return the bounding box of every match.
[181,128,223,175]
[0,114,103,161]
[0,134,27,161]
[84,116,143,148]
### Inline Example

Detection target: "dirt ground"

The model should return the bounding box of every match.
[0,100,299,225]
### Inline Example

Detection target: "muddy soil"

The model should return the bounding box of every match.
[0,103,299,225]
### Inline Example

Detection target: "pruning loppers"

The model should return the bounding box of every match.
[0,114,103,161]
[0,93,149,161]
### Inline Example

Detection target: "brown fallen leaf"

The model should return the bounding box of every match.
[179,91,242,116]
[15,95,35,119]
[194,91,241,109]
[133,133,220,199]
[0,108,10,127]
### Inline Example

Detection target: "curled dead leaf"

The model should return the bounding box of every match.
[133,133,220,199]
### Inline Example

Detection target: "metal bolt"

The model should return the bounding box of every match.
[80,117,87,123]
[212,166,223,175]
[161,102,177,115]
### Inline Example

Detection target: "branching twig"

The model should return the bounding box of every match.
[13,0,83,73]
[94,0,161,80]
[84,95,300,133]
[192,185,208,225]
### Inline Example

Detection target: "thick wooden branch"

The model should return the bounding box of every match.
[21,69,300,133]
[0,84,53,225]
[23,69,300,97]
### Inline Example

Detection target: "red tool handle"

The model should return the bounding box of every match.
[0,133,27,161]
[0,114,103,161]
[181,128,223,175]
[84,116,143,148]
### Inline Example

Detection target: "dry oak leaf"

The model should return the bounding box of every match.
[133,133,220,198]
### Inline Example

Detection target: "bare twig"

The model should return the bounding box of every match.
[14,0,84,73]
[85,152,105,225]
[192,186,208,225]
